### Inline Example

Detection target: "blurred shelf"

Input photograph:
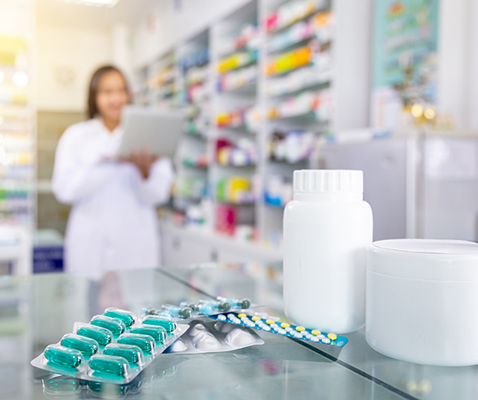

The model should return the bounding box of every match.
[217,58,258,75]
[266,7,325,35]
[268,35,314,54]
[217,80,257,95]
[268,158,309,165]
[133,0,346,253]
[264,201,286,208]
[269,110,320,121]
[266,75,331,98]
[266,61,313,78]
[174,194,204,202]
[182,161,209,169]
[216,162,256,168]
[216,199,256,206]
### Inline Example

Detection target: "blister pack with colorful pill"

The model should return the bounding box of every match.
[143,297,253,321]
[208,312,349,348]
[31,307,189,385]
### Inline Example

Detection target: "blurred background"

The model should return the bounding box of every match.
[1,0,478,274]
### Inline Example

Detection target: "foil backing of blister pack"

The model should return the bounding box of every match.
[31,312,189,385]
[164,317,264,354]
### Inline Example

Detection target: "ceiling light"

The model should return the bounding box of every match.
[424,107,436,120]
[57,0,121,7]
[12,71,28,88]
[411,103,423,119]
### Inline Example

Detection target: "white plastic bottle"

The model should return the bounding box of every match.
[283,170,373,333]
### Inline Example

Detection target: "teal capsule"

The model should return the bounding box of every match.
[88,355,129,377]
[103,344,143,365]
[90,316,126,338]
[142,316,177,334]
[104,308,136,328]
[60,334,99,358]
[130,326,166,345]
[44,345,83,369]
[77,325,113,346]
[117,333,156,354]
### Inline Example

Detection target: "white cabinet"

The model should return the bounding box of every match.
[161,226,213,265]
[160,223,282,267]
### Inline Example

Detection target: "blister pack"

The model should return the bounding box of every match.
[143,297,252,321]
[31,308,189,384]
[164,317,264,354]
[208,311,349,348]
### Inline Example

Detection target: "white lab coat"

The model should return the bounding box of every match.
[52,118,174,272]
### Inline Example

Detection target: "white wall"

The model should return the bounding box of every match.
[437,0,468,130]
[334,0,372,130]
[464,0,478,130]
[132,0,250,68]
[36,26,112,112]
[112,23,133,83]
[427,0,478,130]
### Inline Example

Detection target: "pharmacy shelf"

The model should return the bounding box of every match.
[134,0,372,258]
[174,29,211,212]
[0,0,36,229]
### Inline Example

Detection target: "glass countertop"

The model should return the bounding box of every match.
[0,263,472,399]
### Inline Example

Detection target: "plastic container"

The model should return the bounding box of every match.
[366,239,478,366]
[283,170,373,333]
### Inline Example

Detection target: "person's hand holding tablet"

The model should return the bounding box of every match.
[121,146,160,179]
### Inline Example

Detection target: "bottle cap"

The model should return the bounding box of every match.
[293,170,363,194]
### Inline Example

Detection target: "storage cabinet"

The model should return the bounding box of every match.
[160,223,282,267]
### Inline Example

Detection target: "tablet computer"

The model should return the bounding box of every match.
[117,106,184,158]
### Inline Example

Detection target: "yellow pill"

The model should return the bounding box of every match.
[266,320,275,325]
[251,316,261,321]
[280,323,290,329]
[296,326,305,332]
[328,333,337,341]
[311,330,321,336]
[238,313,247,318]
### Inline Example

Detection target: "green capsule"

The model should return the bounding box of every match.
[103,344,143,365]
[77,325,113,346]
[88,355,129,377]
[117,333,156,354]
[90,316,126,338]
[60,334,99,358]
[142,316,177,334]
[104,308,136,328]
[130,326,166,345]
[44,345,83,369]
[239,299,251,309]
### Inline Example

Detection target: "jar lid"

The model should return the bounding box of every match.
[367,239,478,281]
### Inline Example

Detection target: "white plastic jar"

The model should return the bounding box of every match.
[283,170,373,333]
[367,239,478,366]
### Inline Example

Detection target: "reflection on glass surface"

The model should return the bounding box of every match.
[42,376,82,398]
[160,262,478,400]
[0,264,475,399]
[0,276,33,399]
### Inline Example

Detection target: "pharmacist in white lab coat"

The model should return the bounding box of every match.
[52,66,174,272]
